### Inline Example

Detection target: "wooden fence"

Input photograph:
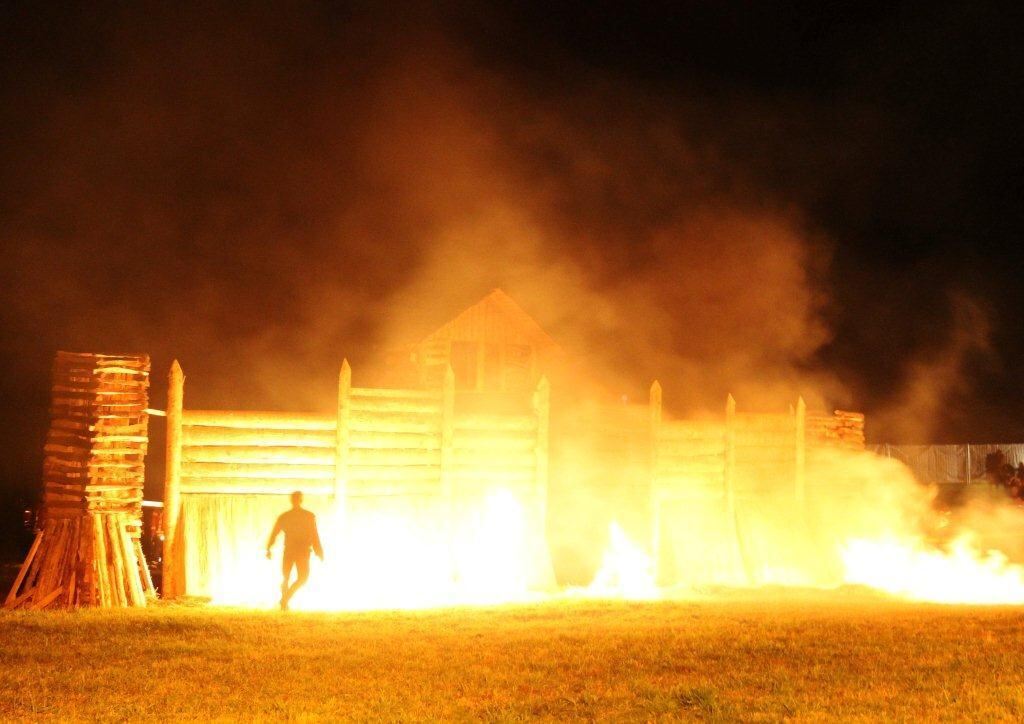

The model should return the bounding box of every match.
[162,360,552,598]
[647,385,865,586]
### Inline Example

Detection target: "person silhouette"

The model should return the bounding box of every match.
[266,491,323,610]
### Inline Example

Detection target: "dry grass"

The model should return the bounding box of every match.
[2,590,1024,721]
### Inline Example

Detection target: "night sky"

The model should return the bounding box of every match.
[2,1,1023,505]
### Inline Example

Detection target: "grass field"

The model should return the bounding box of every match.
[2,591,1024,721]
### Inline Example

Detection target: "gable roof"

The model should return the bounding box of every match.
[420,288,561,353]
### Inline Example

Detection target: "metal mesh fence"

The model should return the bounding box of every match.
[869,443,1024,484]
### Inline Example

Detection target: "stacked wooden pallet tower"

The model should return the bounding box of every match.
[4,352,155,609]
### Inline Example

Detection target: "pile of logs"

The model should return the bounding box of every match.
[4,352,155,609]
[807,410,866,451]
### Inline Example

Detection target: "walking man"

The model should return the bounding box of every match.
[266,491,323,610]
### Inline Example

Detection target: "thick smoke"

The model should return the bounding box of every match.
[5,3,1023,595]
[1,6,842,418]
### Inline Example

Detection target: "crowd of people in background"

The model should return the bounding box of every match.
[984,450,1024,501]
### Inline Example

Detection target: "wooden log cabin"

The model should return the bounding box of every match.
[382,288,567,395]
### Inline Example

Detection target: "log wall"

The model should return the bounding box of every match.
[646,388,866,587]
[165,360,554,597]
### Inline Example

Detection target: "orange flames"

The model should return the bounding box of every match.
[841,536,1024,604]
[206,452,1024,610]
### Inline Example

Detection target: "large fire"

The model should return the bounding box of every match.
[171,362,1024,611]
[841,536,1024,604]
[207,464,1024,611]
[210,489,544,611]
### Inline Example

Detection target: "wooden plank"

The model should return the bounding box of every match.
[449,469,535,483]
[179,479,336,495]
[347,480,443,497]
[649,380,662,561]
[4,530,43,607]
[343,466,441,482]
[440,365,455,538]
[105,515,127,607]
[350,448,441,466]
[182,445,335,465]
[350,387,442,400]
[451,449,534,467]
[182,410,335,430]
[118,514,146,606]
[347,431,440,450]
[134,538,154,597]
[181,462,337,479]
[451,434,536,452]
[348,398,441,415]
[348,412,440,434]
[182,426,336,448]
[162,360,183,600]
[454,414,536,432]
[92,514,111,607]
[336,360,351,504]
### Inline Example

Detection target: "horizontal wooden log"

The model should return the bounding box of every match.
[454,436,536,452]
[659,423,724,440]
[182,445,335,465]
[348,431,441,450]
[735,412,794,427]
[733,437,793,447]
[454,414,536,433]
[47,483,136,494]
[658,444,724,459]
[182,410,335,430]
[348,480,443,497]
[348,398,441,415]
[656,461,724,475]
[349,448,440,466]
[452,449,535,467]
[182,426,336,448]
[51,391,148,404]
[449,469,535,483]
[350,387,442,400]
[348,412,440,434]
[85,495,143,506]
[180,478,335,495]
[46,459,143,472]
[654,489,726,503]
[181,461,336,479]
[345,465,440,482]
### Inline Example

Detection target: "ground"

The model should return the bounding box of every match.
[2,591,1024,721]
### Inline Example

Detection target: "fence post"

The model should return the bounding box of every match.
[724,394,736,519]
[649,381,662,565]
[724,394,754,583]
[532,375,550,521]
[162,360,184,598]
[335,360,351,508]
[795,396,806,506]
[966,443,973,485]
[441,365,455,574]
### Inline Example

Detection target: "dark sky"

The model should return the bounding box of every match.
[2,1,1023,500]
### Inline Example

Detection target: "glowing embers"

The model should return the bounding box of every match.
[209,488,540,611]
[841,535,1024,604]
[586,522,659,600]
